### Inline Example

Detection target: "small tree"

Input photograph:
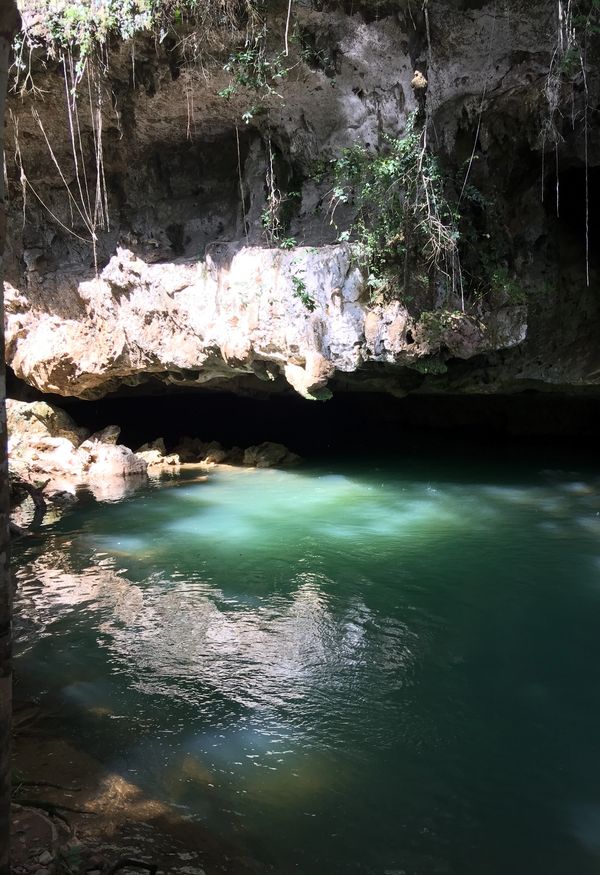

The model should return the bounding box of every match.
[0,2,22,872]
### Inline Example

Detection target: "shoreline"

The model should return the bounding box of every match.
[12,699,272,875]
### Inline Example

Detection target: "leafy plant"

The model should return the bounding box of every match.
[291,274,316,311]
[224,39,289,94]
[326,112,461,304]
[218,21,295,123]
[488,266,527,305]
[13,0,258,84]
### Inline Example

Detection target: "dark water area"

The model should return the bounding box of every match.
[12,451,600,874]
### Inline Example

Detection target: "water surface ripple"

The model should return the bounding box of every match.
[13,458,600,874]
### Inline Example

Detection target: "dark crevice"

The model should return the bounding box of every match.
[544,165,600,260]
[8,379,598,456]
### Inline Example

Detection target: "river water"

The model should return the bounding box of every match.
[12,453,600,874]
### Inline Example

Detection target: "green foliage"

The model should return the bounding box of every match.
[291,274,316,311]
[488,266,527,305]
[294,27,337,77]
[218,21,295,123]
[544,0,600,101]
[223,39,290,94]
[326,112,460,301]
[573,0,600,37]
[45,0,154,53]
[15,0,256,75]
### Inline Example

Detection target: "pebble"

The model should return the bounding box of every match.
[37,852,53,865]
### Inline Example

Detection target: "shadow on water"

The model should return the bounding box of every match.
[12,451,600,874]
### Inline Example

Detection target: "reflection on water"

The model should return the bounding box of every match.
[13,460,600,874]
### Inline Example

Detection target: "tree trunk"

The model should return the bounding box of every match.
[0,4,21,873]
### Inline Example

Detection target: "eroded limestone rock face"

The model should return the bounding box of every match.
[135,438,181,468]
[7,399,88,447]
[4,246,526,400]
[4,0,599,401]
[7,400,147,491]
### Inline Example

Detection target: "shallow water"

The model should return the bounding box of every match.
[13,454,600,874]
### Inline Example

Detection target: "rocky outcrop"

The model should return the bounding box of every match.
[3,1,599,402]
[7,399,88,447]
[8,400,147,492]
[4,246,526,400]
[7,398,302,491]
[135,437,181,468]
[243,442,301,468]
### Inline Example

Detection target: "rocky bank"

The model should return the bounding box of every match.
[7,398,300,506]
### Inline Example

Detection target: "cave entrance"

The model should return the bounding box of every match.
[544,164,600,267]
[37,385,600,459]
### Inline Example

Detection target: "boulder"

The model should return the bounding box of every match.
[134,436,180,468]
[7,399,148,489]
[223,446,244,465]
[172,436,206,463]
[202,441,227,465]
[84,443,147,479]
[13,435,87,481]
[7,399,88,448]
[243,442,300,468]
[136,449,181,468]
[87,424,121,444]
[136,437,167,455]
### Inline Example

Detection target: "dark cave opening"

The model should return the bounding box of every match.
[544,164,600,263]
[10,374,598,460]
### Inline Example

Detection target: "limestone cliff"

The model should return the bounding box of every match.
[3,0,599,401]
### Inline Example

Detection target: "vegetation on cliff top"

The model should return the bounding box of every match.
[14,0,259,74]
[8,0,597,312]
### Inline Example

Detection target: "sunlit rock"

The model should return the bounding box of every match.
[88,424,121,445]
[4,246,527,401]
[81,440,147,479]
[7,399,148,489]
[135,437,181,469]
[7,398,88,448]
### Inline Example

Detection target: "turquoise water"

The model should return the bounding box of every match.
[13,455,600,874]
